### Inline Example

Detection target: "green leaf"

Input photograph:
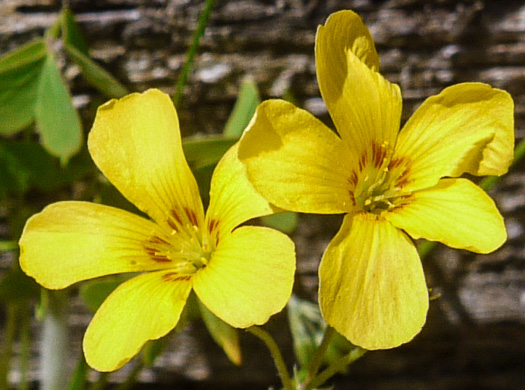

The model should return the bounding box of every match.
[0,140,93,197]
[96,181,143,215]
[35,52,83,164]
[198,299,242,365]
[192,163,215,204]
[60,8,89,55]
[79,276,128,313]
[181,135,237,203]
[182,135,237,170]
[0,267,40,303]
[223,78,260,138]
[260,211,298,234]
[64,45,128,99]
[0,38,47,72]
[0,39,47,134]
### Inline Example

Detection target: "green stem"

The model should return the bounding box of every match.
[0,304,17,390]
[305,347,366,390]
[173,0,215,107]
[247,326,293,390]
[299,326,335,389]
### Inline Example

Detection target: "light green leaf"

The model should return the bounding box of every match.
[61,6,128,99]
[0,38,47,72]
[261,211,298,234]
[64,45,128,99]
[60,7,89,55]
[182,135,237,170]
[78,276,127,313]
[223,78,260,138]
[198,299,242,365]
[35,52,83,164]
[0,39,47,134]
[182,136,237,202]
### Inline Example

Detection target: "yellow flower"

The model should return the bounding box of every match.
[19,89,296,371]
[238,11,514,350]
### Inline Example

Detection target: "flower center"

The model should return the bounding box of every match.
[143,207,221,277]
[349,141,412,215]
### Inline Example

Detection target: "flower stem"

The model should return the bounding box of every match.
[247,326,293,390]
[173,0,215,107]
[299,326,335,390]
[305,347,366,390]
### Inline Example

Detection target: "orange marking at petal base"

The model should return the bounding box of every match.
[162,272,191,282]
[185,207,199,226]
[208,218,220,233]
[148,236,170,246]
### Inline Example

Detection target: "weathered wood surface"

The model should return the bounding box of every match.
[1,0,524,389]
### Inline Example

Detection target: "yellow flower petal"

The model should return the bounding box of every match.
[193,226,295,328]
[88,89,204,231]
[319,213,428,350]
[395,83,514,191]
[19,201,171,289]
[83,271,192,371]
[316,10,401,156]
[206,143,278,236]
[386,178,506,253]
[238,99,354,214]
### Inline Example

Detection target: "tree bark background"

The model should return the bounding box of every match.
[0,0,524,389]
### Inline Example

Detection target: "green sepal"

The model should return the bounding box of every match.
[198,298,242,365]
